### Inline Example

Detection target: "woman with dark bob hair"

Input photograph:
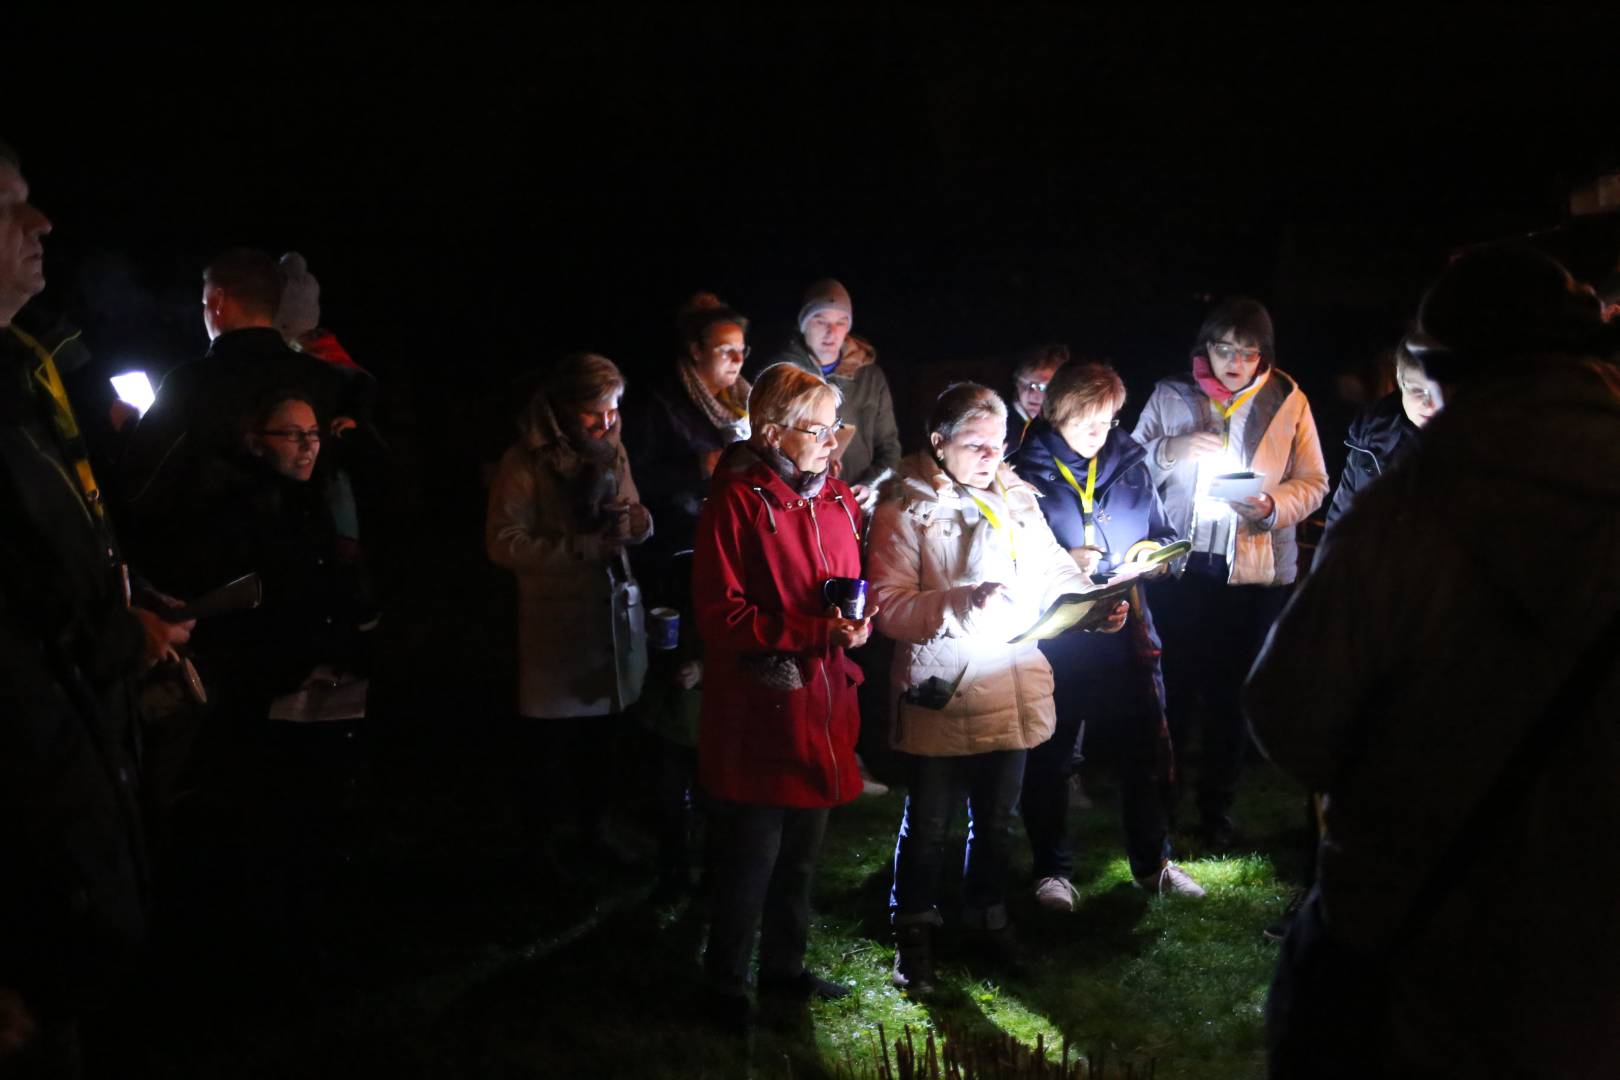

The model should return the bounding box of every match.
[1131,298,1328,849]
[868,382,1118,995]
[691,361,875,1028]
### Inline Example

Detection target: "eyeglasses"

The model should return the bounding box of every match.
[1208,342,1263,363]
[780,419,847,443]
[261,428,322,446]
[1075,417,1121,432]
[1017,379,1049,394]
[713,344,752,361]
[1401,387,1438,408]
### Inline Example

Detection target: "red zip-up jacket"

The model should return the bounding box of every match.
[693,443,865,808]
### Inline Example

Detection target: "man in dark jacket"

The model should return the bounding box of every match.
[119,248,347,559]
[763,278,901,506]
[1247,246,1620,1077]
[1319,343,1443,538]
[0,139,189,1077]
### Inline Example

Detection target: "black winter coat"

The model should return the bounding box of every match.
[165,456,373,714]
[621,366,735,601]
[0,330,148,1018]
[1322,392,1422,537]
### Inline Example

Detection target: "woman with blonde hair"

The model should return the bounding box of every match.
[868,382,1120,995]
[692,362,875,1027]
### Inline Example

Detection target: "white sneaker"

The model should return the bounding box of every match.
[857,755,889,797]
[1033,875,1079,912]
[1135,863,1206,899]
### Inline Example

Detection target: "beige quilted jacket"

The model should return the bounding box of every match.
[868,452,1090,756]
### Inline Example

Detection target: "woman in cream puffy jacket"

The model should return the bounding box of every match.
[867,383,1119,993]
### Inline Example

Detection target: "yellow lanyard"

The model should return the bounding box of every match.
[1213,384,1262,450]
[10,326,105,520]
[1052,455,1097,547]
[964,478,1017,567]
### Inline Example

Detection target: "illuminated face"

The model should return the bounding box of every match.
[1208,333,1263,393]
[202,281,227,341]
[253,400,321,481]
[804,310,852,365]
[1397,367,1444,428]
[690,322,747,393]
[1055,405,1118,461]
[575,392,622,440]
[774,393,840,474]
[1016,363,1061,420]
[932,413,1007,490]
[0,163,52,322]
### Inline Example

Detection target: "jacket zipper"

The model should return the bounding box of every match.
[807,500,841,799]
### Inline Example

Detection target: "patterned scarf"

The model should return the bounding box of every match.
[755,441,828,499]
[678,359,751,443]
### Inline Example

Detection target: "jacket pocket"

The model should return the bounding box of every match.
[742,683,818,765]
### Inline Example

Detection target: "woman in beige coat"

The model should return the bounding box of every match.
[867,383,1122,994]
[486,353,653,863]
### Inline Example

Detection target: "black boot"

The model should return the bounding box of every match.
[892,923,937,995]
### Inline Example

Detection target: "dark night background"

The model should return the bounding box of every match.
[7,6,1620,682]
[5,9,1620,1074]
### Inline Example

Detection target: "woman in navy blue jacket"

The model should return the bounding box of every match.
[1009,362,1204,906]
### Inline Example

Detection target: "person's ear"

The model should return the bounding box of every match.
[760,423,782,451]
[688,340,705,365]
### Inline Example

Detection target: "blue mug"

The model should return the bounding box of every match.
[648,607,680,650]
[822,577,869,621]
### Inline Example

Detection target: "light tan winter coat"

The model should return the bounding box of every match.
[1132,369,1328,586]
[486,396,652,718]
[868,452,1090,757]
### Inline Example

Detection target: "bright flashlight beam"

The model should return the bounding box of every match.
[110,372,156,417]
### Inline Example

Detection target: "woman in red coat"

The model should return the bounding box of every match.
[692,361,876,1028]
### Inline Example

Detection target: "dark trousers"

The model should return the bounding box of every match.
[1024,670,1172,881]
[1266,888,1390,1078]
[653,738,700,881]
[1151,574,1288,829]
[889,749,1027,930]
[505,714,628,848]
[703,801,829,995]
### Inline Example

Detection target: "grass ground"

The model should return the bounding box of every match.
[135,731,1309,1080]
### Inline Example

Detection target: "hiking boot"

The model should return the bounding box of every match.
[758,969,851,1001]
[857,754,890,797]
[1263,889,1307,941]
[1135,863,1207,899]
[1032,875,1079,913]
[891,923,936,995]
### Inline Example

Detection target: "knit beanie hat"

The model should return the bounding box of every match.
[1412,245,1606,381]
[276,252,321,339]
[797,278,853,335]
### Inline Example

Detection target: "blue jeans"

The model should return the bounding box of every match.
[890,749,1027,930]
[703,800,829,995]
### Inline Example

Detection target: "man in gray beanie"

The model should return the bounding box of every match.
[1246,245,1620,1076]
[766,278,900,506]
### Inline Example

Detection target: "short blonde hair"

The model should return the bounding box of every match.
[1042,362,1126,427]
[749,363,842,431]
[929,382,1007,441]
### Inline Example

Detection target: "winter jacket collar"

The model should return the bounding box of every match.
[885,451,1038,517]
[1019,419,1148,502]
[1345,391,1421,468]
[777,332,878,382]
